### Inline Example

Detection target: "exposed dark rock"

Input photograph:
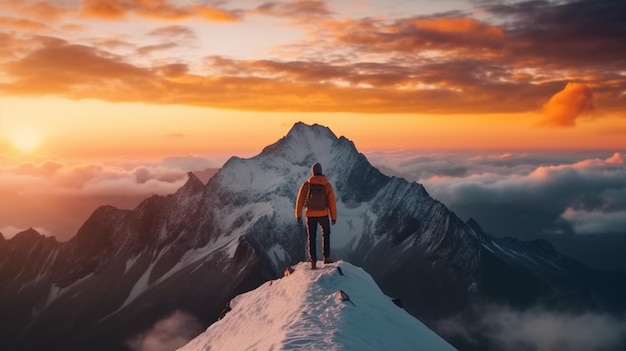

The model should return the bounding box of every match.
[2,123,625,351]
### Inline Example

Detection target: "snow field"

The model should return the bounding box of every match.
[179,261,456,351]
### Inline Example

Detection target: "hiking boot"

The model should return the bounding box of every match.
[310,261,317,269]
[323,258,333,264]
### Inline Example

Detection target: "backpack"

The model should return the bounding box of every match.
[306,182,327,211]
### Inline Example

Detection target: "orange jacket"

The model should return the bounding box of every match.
[295,175,337,221]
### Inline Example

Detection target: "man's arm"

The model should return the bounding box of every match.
[327,183,337,223]
[295,182,309,221]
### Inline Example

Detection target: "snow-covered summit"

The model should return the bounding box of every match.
[179,261,456,351]
[4,122,621,351]
[287,121,338,143]
[259,121,352,167]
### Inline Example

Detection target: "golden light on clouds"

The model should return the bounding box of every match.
[411,17,505,38]
[0,0,622,157]
[541,82,594,127]
[0,0,624,278]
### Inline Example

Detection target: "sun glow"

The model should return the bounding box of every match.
[9,127,42,153]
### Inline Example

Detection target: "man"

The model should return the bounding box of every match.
[295,162,337,269]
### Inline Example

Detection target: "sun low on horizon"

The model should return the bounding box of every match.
[1,0,626,241]
[6,126,42,153]
[0,0,624,161]
[2,4,626,351]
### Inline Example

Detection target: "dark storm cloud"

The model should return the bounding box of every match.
[333,0,626,69]
[483,0,626,72]
[367,151,626,238]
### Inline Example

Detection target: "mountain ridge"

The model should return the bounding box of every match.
[1,122,624,351]
[180,261,457,351]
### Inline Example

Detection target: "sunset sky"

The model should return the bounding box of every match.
[1,0,625,242]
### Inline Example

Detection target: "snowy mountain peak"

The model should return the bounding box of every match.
[179,261,456,351]
[259,122,346,165]
[4,122,624,351]
[287,121,338,143]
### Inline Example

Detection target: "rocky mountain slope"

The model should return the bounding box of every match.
[1,122,624,350]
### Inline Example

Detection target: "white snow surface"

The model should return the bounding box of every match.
[179,261,456,351]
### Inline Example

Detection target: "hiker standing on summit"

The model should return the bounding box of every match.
[295,162,337,269]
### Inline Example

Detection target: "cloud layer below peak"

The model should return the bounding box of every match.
[368,150,626,238]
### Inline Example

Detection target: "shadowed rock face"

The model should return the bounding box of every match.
[0,172,273,351]
[1,122,624,351]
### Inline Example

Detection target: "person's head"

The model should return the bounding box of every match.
[311,162,322,176]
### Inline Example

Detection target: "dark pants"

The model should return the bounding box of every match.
[306,216,331,262]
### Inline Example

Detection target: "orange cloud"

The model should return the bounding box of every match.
[81,0,129,19]
[2,38,152,94]
[0,0,72,21]
[0,0,623,117]
[606,152,624,165]
[0,16,48,30]
[0,0,624,119]
[25,1,72,20]
[193,5,242,22]
[0,36,551,114]
[1,0,241,23]
[330,16,505,56]
[541,83,594,127]
[410,17,504,38]
[81,0,241,22]
[155,63,189,78]
[90,38,135,50]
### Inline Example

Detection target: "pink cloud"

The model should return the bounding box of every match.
[606,152,624,165]
[0,157,219,241]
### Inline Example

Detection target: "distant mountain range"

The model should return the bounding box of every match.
[546,233,626,272]
[2,122,625,351]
